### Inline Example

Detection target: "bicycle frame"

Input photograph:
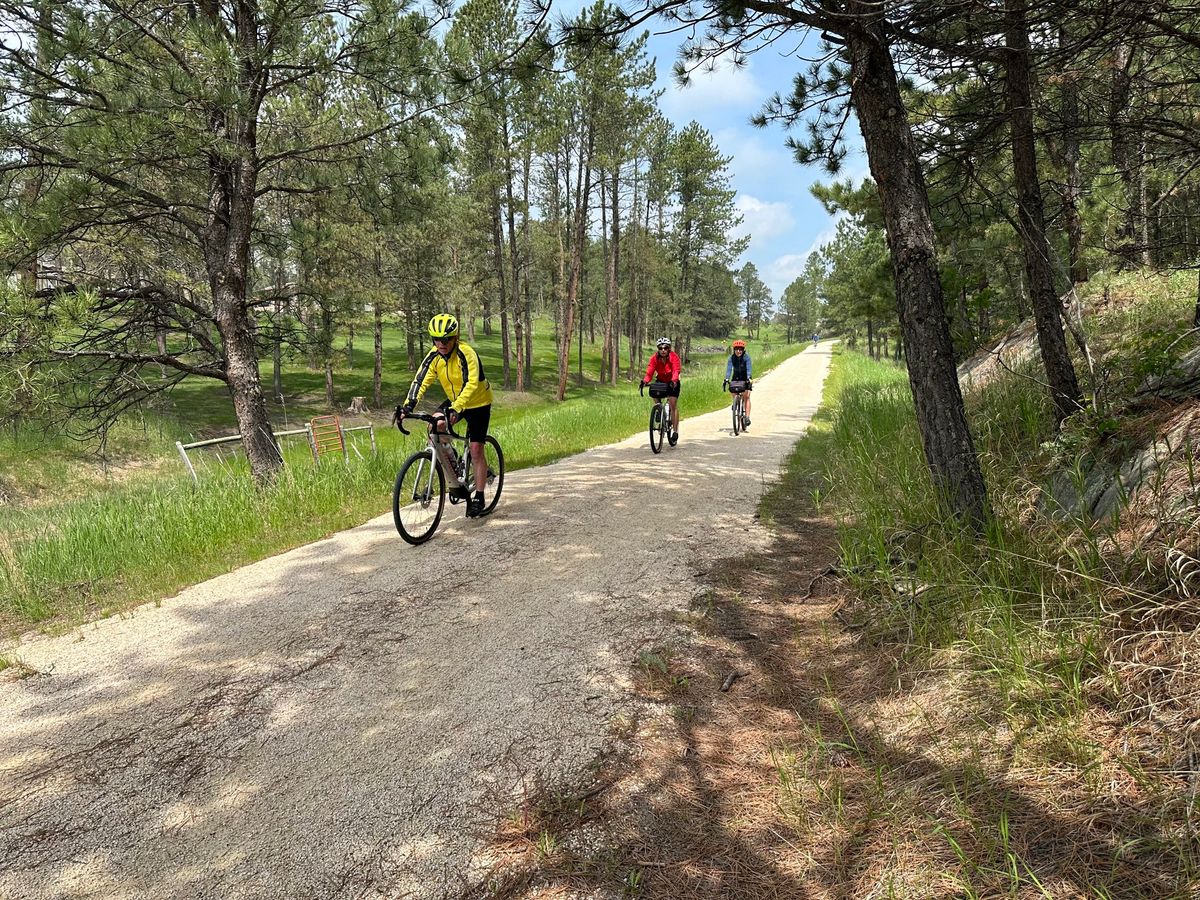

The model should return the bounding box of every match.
[728,381,747,435]
[640,381,675,453]
[398,413,468,489]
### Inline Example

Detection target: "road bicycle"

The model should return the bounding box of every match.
[392,412,504,545]
[727,379,748,435]
[639,380,677,454]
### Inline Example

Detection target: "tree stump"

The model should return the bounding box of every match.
[346,396,369,415]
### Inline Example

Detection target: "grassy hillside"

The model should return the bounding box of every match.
[789,270,1200,894]
[1,318,786,503]
[0,324,803,637]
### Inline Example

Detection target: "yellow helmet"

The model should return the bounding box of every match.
[428,313,459,339]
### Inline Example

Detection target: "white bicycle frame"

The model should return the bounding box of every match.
[408,423,468,504]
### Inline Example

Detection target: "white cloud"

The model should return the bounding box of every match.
[762,253,811,300]
[732,195,794,244]
[713,128,796,190]
[761,210,848,298]
[660,57,764,122]
[764,253,810,288]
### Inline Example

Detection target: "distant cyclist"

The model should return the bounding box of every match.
[722,339,752,430]
[641,336,681,445]
[811,331,819,347]
[396,314,494,517]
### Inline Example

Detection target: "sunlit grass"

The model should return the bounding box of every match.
[780,335,1200,892]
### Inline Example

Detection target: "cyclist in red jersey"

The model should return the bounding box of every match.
[641,336,681,444]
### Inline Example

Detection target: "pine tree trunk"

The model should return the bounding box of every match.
[321,304,335,408]
[205,137,279,484]
[1110,41,1148,268]
[1058,39,1088,284]
[521,151,534,387]
[847,11,988,526]
[501,114,524,391]
[600,177,611,384]
[403,288,416,368]
[1137,139,1151,266]
[609,168,621,385]
[373,300,383,410]
[1006,0,1083,425]
[491,192,511,388]
[558,130,592,401]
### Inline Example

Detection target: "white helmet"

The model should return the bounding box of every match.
[656,336,672,348]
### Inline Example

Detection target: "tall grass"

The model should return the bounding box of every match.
[823,351,1108,687]
[804,342,1199,893]
[1,342,805,632]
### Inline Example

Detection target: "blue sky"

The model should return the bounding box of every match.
[640,27,870,303]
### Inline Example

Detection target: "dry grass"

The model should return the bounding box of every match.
[465,333,1200,900]
[465,514,1199,900]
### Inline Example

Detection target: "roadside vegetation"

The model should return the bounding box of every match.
[476,273,1200,898]
[786,273,1200,894]
[0,325,801,636]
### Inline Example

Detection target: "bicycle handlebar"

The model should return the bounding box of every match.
[395,411,466,441]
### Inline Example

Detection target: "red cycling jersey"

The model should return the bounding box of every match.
[645,350,681,383]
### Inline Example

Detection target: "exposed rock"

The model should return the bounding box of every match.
[1137,344,1200,402]
[1043,409,1200,538]
[957,318,1039,392]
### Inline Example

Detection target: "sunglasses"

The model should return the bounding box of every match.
[433,336,455,346]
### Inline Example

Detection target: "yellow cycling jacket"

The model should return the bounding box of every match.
[405,340,493,412]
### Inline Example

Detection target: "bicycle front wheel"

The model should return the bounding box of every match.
[465,436,505,516]
[393,449,445,544]
[732,394,742,435]
[649,403,663,454]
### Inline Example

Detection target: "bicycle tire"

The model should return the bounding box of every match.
[465,436,505,516]
[732,394,742,435]
[393,449,445,544]
[649,403,663,454]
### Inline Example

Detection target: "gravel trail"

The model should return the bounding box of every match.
[0,345,832,899]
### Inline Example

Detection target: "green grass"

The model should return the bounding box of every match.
[162,317,794,435]
[816,348,1108,687]
[782,325,1199,893]
[0,330,805,634]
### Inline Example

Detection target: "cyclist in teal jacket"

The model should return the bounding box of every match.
[723,339,752,429]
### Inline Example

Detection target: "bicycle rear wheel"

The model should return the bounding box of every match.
[732,394,743,435]
[649,403,663,454]
[393,449,445,544]
[465,436,505,516]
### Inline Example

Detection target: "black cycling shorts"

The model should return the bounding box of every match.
[440,400,491,442]
[655,379,681,398]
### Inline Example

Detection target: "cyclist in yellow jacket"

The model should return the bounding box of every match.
[396,314,494,517]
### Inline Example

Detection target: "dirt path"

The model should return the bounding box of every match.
[0,345,832,900]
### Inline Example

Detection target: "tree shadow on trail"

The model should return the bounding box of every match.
[467,506,1196,900]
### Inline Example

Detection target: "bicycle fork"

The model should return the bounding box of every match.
[409,449,438,504]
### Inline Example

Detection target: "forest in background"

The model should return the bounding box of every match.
[4,0,1200,520]
[0,0,829,487]
[777,0,1200,367]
